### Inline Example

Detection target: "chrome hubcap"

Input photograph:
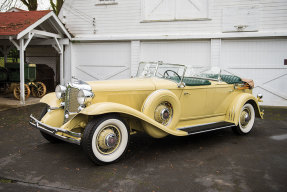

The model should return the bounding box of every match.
[240,108,251,128]
[96,125,121,155]
[154,102,173,125]
[105,133,118,148]
[161,108,170,120]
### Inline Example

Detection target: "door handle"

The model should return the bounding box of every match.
[184,92,191,95]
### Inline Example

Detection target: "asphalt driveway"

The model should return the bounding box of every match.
[0,104,286,192]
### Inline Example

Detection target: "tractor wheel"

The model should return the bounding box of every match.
[31,82,47,98]
[13,84,30,100]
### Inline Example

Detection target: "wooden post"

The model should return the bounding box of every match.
[19,39,25,105]
[60,44,64,85]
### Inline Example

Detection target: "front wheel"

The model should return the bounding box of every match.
[232,103,255,135]
[81,115,130,165]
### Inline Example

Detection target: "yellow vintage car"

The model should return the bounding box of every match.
[30,62,264,165]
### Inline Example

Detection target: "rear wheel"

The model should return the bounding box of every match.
[81,115,129,165]
[31,82,47,98]
[232,103,255,135]
[13,84,30,100]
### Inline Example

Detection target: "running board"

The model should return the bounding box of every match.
[177,121,235,135]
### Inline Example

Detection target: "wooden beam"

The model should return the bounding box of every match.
[29,38,70,45]
[31,29,62,39]
[23,33,35,50]
[9,36,20,50]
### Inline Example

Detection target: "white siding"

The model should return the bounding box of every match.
[71,42,131,81]
[221,39,287,106]
[210,39,221,67]
[131,41,141,77]
[60,0,287,37]
[140,40,210,68]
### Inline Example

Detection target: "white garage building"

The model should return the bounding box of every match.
[58,0,287,106]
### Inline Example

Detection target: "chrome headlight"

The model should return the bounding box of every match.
[55,85,66,99]
[77,89,94,105]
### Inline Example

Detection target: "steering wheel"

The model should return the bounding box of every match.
[163,70,181,81]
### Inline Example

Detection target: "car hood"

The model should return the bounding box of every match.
[87,78,156,92]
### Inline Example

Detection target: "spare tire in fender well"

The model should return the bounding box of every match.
[141,89,181,138]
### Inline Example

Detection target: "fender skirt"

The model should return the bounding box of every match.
[80,102,188,137]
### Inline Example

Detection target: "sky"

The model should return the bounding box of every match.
[36,0,51,10]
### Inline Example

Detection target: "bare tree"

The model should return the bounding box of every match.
[20,0,38,11]
[0,0,23,12]
[50,0,63,15]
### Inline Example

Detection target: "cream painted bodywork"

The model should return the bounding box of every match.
[40,77,263,138]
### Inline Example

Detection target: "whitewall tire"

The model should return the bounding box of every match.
[232,103,255,135]
[82,115,129,165]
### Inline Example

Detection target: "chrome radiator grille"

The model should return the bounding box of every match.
[64,86,80,123]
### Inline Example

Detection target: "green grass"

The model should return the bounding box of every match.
[0,178,13,183]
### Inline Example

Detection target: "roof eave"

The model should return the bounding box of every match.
[16,11,71,40]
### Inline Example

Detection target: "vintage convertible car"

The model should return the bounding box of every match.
[30,61,264,165]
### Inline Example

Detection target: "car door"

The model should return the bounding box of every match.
[205,82,234,115]
[179,86,208,120]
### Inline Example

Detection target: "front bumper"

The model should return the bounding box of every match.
[29,115,81,145]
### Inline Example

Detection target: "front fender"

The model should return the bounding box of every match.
[80,102,187,136]
[225,93,263,125]
[40,92,61,108]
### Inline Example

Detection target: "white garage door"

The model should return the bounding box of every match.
[140,40,211,68]
[221,39,287,106]
[72,42,131,81]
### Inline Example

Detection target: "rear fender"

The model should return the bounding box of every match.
[80,102,187,137]
[225,93,263,125]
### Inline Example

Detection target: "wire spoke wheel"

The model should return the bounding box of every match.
[13,84,30,100]
[31,82,47,98]
[96,125,121,155]
[82,115,129,165]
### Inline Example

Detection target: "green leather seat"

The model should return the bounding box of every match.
[166,76,211,86]
[220,75,242,84]
[183,77,211,86]
[202,74,242,84]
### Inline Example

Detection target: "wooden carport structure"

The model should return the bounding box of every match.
[0,10,71,104]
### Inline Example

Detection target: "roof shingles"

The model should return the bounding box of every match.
[0,10,51,36]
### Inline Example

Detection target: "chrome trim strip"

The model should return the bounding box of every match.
[29,115,81,145]
[180,113,225,121]
[177,121,235,135]
[187,125,235,135]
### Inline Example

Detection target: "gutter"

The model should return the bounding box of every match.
[71,31,287,42]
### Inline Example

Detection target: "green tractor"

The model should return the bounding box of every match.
[0,63,46,100]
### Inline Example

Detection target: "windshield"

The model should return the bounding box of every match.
[185,66,222,80]
[136,62,186,83]
[136,62,224,83]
